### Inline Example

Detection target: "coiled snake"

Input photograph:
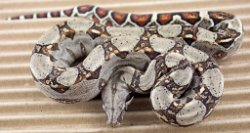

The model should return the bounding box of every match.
[9,5,244,126]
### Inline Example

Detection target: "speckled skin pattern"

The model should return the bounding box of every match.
[9,5,244,127]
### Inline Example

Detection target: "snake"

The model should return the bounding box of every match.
[8,5,244,127]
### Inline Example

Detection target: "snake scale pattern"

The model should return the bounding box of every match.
[9,5,244,127]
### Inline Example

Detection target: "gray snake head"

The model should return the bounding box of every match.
[101,71,134,127]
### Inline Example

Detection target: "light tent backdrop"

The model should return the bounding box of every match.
[0,0,250,132]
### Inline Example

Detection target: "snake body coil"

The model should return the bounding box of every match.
[9,5,244,126]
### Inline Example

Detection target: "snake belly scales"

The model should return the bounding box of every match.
[8,5,244,126]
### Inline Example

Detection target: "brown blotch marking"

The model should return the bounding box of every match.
[158,75,189,96]
[44,43,59,55]
[146,26,161,36]
[64,30,75,40]
[111,12,128,25]
[168,43,185,54]
[180,12,201,25]
[200,59,218,70]
[155,100,185,126]
[51,11,60,18]
[74,65,87,84]
[179,26,198,45]
[39,67,70,94]
[37,12,47,18]
[194,85,220,116]
[77,5,94,14]
[145,51,160,60]
[86,23,106,39]
[88,66,102,80]
[134,33,158,59]
[130,14,152,27]
[157,13,173,25]
[192,60,220,114]
[24,14,33,19]
[75,63,101,83]
[57,22,76,40]
[216,28,240,48]
[208,11,234,25]
[51,43,59,51]
[63,8,74,16]
[134,34,151,51]
[32,45,42,54]
[195,63,204,72]
[33,43,59,56]
[115,51,129,59]
[168,101,186,126]
[186,97,193,103]
[102,41,128,60]
[96,7,109,18]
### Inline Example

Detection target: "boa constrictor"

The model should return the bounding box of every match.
[9,5,244,127]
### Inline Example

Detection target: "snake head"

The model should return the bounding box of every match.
[101,78,134,127]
